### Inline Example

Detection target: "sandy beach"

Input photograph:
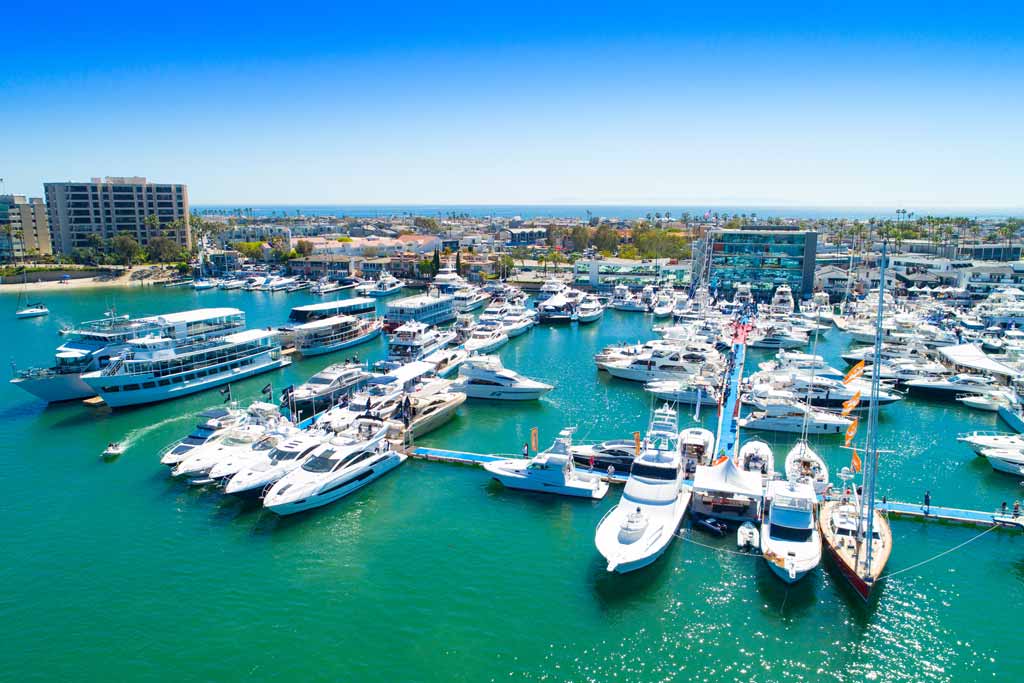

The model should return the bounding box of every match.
[0,267,179,293]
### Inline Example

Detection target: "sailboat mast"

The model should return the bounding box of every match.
[862,241,887,575]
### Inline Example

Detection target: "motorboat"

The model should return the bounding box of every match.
[205,423,305,485]
[285,280,310,292]
[739,399,851,434]
[218,279,246,290]
[737,520,760,549]
[463,322,509,354]
[536,278,567,302]
[500,306,536,337]
[478,300,511,324]
[571,439,639,474]
[317,361,435,433]
[392,385,466,439]
[956,430,1024,455]
[158,406,251,467]
[310,278,346,295]
[768,284,795,316]
[784,440,830,494]
[651,289,676,318]
[594,405,691,573]
[604,347,718,383]
[609,284,646,312]
[746,324,808,349]
[192,279,217,290]
[956,388,1017,412]
[905,374,1004,399]
[422,346,469,377]
[451,356,553,400]
[101,442,125,458]
[363,270,405,297]
[574,295,605,323]
[223,431,328,496]
[761,479,821,583]
[286,362,372,421]
[484,428,609,499]
[171,403,286,481]
[678,427,715,476]
[452,285,491,312]
[263,417,406,515]
[978,448,1024,476]
[735,440,775,480]
[643,375,721,406]
[748,370,903,409]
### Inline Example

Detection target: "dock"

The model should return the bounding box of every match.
[403,445,630,483]
[874,499,1024,530]
[712,321,750,459]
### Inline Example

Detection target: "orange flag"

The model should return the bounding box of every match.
[530,427,538,451]
[844,418,859,447]
[851,449,862,473]
[633,431,641,457]
[841,391,861,417]
[843,360,865,385]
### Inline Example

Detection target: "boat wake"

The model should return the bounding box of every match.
[117,413,193,451]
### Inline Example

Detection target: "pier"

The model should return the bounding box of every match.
[712,321,750,460]
[403,445,630,483]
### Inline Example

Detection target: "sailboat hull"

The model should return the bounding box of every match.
[822,540,874,601]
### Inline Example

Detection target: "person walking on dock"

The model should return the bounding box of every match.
[1014,500,1021,518]
[924,490,931,514]
[522,442,529,458]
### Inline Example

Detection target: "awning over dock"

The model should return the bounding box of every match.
[692,458,764,499]
[938,343,1020,379]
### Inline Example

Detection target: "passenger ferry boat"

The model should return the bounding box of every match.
[10,308,246,403]
[294,315,383,357]
[384,288,456,330]
[81,329,289,408]
[288,298,377,323]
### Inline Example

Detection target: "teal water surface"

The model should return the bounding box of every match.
[1,286,1022,682]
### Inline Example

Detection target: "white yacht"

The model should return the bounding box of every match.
[451,356,553,400]
[384,288,456,329]
[294,315,383,357]
[463,322,509,354]
[769,284,796,316]
[609,284,646,312]
[478,300,511,324]
[651,289,676,318]
[15,302,49,318]
[500,305,536,338]
[643,375,721,406]
[363,270,405,297]
[421,346,469,377]
[956,430,1024,455]
[604,347,716,383]
[784,440,830,494]
[206,423,307,485]
[536,278,567,302]
[739,399,851,434]
[748,370,902,409]
[905,374,1003,399]
[158,406,251,467]
[218,279,246,290]
[574,295,605,323]
[736,440,775,480]
[310,278,346,295]
[192,279,217,290]
[746,324,808,349]
[484,428,609,499]
[287,362,372,421]
[394,384,466,439]
[81,328,289,408]
[978,448,1024,476]
[385,321,457,366]
[223,431,328,496]
[11,308,246,403]
[263,417,405,515]
[761,479,821,583]
[170,403,286,481]
[317,361,436,433]
[453,285,492,313]
[594,405,691,573]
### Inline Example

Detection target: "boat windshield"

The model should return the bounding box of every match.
[770,524,814,543]
[302,450,339,472]
[307,377,334,385]
[629,462,677,480]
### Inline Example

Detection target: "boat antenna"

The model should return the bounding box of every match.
[861,240,887,577]
[797,304,823,446]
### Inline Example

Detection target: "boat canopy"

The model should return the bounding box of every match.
[938,343,1020,379]
[692,458,764,500]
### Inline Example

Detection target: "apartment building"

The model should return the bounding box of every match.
[0,195,52,260]
[44,177,190,254]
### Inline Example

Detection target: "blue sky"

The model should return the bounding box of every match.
[2,1,1023,209]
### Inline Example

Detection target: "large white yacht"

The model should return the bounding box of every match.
[499,305,536,338]
[384,321,457,367]
[158,405,252,467]
[361,270,405,297]
[169,403,287,480]
[604,347,718,383]
[81,328,289,408]
[643,375,721,406]
[739,399,851,434]
[484,428,609,499]
[294,315,383,357]
[609,284,645,312]
[451,356,553,400]
[574,295,605,323]
[452,285,492,313]
[317,361,436,432]
[287,362,372,422]
[956,430,1024,454]
[223,431,328,496]
[11,308,246,403]
[594,405,691,573]
[463,322,509,354]
[978,448,1024,476]
[263,417,406,515]
[905,373,1003,399]
[761,479,821,583]
[768,284,796,316]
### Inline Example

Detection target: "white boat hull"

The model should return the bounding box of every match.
[460,385,550,400]
[298,327,382,357]
[265,453,406,515]
[10,372,96,402]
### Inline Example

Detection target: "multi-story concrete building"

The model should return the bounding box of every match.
[693,225,818,301]
[44,177,190,254]
[0,195,52,260]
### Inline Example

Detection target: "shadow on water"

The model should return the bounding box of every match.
[753,559,820,619]
[589,539,679,609]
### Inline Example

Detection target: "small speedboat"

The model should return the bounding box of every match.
[101,442,125,458]
[737,520,760,549]
[695,516,727,536]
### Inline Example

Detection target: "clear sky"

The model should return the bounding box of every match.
[2,1,1022,209]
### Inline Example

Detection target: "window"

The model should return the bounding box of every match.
[142,381,156,389]
[124,384,140,391]
[769,524,814,543]
[628,463,677,480]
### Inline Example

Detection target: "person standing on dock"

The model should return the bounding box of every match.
[1014,501,1021,518]
[522,442,529,458]
[924,490,931,514]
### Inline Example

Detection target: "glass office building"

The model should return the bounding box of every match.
[694,227,817,301]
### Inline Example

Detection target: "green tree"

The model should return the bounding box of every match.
[455,249,463,275]
[571,225,591,250]
[146,236,183,263]
[109,234,142,267]
[592,226,619,253]
[432,248,441,274]
[232,241,265,260]
[495,254,514,279]
[414,216,440,232]
[296,240,314,257]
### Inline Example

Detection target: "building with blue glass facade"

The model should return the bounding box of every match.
[694,226,817,301]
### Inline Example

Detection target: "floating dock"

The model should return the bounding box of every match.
[404,445,630,483]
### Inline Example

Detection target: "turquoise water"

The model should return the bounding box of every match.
[1,287,1022,682]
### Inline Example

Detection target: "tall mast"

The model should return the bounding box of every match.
[861,241,887,576]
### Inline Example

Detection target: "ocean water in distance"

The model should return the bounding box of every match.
[193,204,1024,221]
[0,286,1022,682]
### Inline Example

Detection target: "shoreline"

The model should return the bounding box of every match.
[0,271,176,293]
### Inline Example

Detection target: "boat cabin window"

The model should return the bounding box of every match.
[769,524,814,543]
[303,450,339,473]
[629,462,678,480]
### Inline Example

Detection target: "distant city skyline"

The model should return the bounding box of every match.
[3,2,1022,209]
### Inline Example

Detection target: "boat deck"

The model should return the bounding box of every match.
[404,446,629,483]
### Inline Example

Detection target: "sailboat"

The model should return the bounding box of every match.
[818,242,894,601]
[783,303,830,494]
[15,272,48,318]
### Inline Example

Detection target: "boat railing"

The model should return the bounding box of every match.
[957,429,1015,439]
